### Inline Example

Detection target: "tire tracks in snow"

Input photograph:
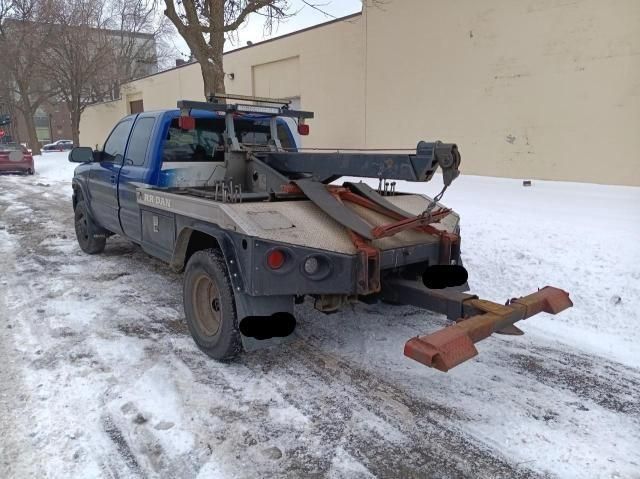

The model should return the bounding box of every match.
[2,176,640,478]
[245,341,542,479]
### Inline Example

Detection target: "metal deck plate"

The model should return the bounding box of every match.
[226,194,459,254]
[137,186,459,255]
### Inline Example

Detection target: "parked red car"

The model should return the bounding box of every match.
[0,143,34,175]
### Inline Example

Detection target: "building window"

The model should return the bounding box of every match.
[34,109,51,143]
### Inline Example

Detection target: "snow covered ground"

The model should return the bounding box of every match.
[35,150,79,185]
[0,151,639,478]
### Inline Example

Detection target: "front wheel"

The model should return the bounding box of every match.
[74,200,106,254]
[183,249,242,361]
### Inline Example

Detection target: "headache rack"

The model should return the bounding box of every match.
[178,94,314,120]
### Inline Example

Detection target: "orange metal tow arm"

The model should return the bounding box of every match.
[382,280,573,372]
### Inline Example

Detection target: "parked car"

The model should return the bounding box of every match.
[43,139,74,152]
[0,143,34,175]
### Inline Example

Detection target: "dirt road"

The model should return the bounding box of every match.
[1,174,638,478]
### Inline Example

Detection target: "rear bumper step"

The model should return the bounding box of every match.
[381,280,572,372]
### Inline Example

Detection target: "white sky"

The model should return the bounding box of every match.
[167,0,363,60]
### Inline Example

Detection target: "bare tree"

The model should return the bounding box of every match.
[104,0,172,97]
[46,0,164,145]
[163,0,293,98]
[0,65,19,143]
[0,0,56,154]
[0,0,12,23]
[163,0,380,100]
[0,0,15,140]
[44,0,113,145]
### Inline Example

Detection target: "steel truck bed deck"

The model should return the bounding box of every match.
[136,185,458,254]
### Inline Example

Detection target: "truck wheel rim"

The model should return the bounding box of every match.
[192,273,221,336]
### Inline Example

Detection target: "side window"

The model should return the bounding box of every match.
[103,119,133,163]
[277,124,294,150]
[126,117,155,166]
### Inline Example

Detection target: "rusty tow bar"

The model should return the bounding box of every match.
[382,280,573,372]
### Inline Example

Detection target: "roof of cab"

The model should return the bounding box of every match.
[136,109,288,122]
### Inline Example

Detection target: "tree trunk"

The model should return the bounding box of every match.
[19,95,41,155]
[71,112,80,147]
[211,28,226,96]
[196,54,226,100]
[199,56,219,100]
[198,29,226,100]
[23,113,41,156]
[67,99,81,147]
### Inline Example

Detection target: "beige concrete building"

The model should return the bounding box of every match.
[81,0,640,186]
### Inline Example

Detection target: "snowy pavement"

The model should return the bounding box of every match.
[0,152,639,478]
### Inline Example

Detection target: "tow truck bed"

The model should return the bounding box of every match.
[137,185,458,255]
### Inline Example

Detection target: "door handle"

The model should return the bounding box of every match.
[110,175,116,184]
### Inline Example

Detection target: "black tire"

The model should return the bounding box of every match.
[183,249,242,361]
[74,200,106,254]
[27,168,34,175]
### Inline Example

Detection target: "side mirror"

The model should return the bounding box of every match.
[68,146,95,163]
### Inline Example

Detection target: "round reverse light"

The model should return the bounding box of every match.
[303,256,319,275]
[267,249,286,270]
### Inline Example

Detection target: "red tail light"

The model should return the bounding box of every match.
[297,124,309,136]
[267,249,286,270]
[179,116,196,130]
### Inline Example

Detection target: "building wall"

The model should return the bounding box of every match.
[80,99,128,149]
[82,15,366,150]
[363,0,640,185]
[223,16,366,149]
[80,1,639,185]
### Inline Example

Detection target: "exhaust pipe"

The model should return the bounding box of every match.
[422,264,468,289]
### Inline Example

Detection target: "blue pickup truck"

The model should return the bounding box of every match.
[71,108,297,248]
[69,95,571,372]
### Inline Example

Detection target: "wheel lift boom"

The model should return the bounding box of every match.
[382,279,573,371]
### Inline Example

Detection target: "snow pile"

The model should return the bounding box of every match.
[344,175,640,368]
[35,151,77,184]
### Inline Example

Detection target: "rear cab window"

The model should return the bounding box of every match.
[161,116,293,164]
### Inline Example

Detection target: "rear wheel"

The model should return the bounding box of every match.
[183,249,242,361]
[27,168,34,175]
[74,200,106,254]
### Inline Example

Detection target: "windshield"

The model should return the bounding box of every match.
[162,117,293,163]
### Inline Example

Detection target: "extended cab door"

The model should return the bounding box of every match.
[118,115,156,243]
[89,118,134,234]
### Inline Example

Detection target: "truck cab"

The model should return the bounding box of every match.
[72,109,297,245]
